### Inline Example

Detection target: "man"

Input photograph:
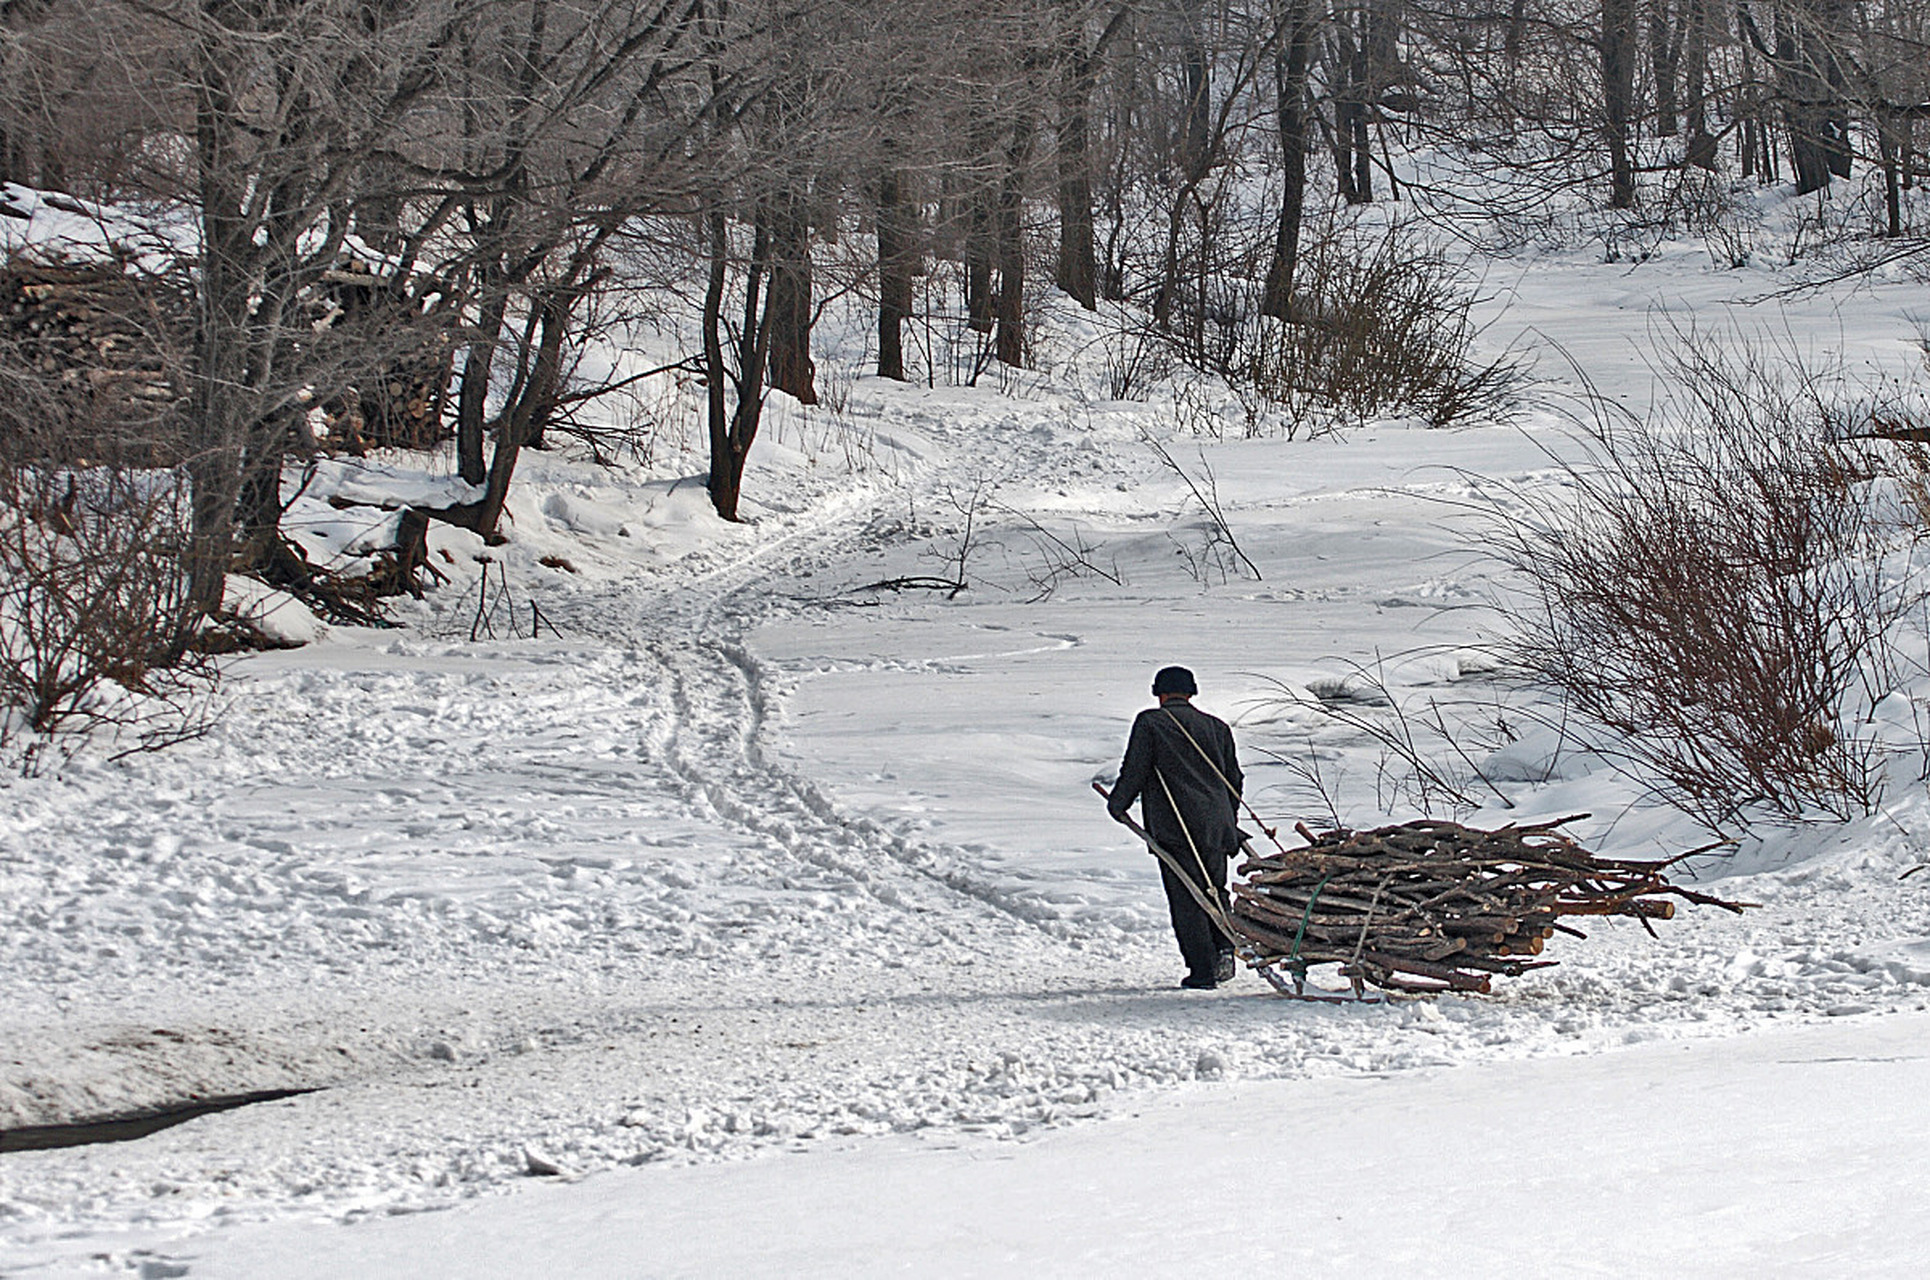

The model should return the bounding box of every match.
[1107,665,1243,990]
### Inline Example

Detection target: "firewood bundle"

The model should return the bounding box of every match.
[1230,817,1748,995]
[1,254,453,461]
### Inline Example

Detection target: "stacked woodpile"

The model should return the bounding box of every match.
[0,258,191,463]
[313,265,454,454]
[1,253,454,461]
[1231,817,1748,995]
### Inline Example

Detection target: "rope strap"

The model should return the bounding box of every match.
[1160,707,1242,810]
[1287,872,1335,972]
[1154,768,1238,942]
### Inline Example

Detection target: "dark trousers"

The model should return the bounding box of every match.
[1159,845,1230,978]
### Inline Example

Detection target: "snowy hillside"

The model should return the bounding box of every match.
[6,218,1930,1276]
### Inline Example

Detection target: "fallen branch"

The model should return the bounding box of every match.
[850,575,967,596]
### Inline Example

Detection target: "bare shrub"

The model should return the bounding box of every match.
[1654,167,1763,270]
[1257,735,1346,832]
[0,463,213,765]
[1239,221,1523,430]
[921,475,993,598]
[1486,329,1928,830]
[1140,426,1260,585]
[1097,313,1174,402]
[1246,661,1520,820]
[986,498,1121,602]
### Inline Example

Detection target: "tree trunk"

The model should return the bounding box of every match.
[702,208,734,515]
[1056,125,1097,310]
[1683,0,1717,169]
[1603,0,1638,209]
[184,40,259,629]
[876,170,913,381]
[454,302,504,488]
[1880,110,1904,237]
[1357,0,1396,201]
[724,222,772,521]
[706,209,772,523]
[765,187,817,405]
[1333,9,1369,204]
[995,112,1036,368]
[1649,0,1680,137]
[1504,0,1527,66]
[1736,19,1779,182]
[1764,4,1847,195]
[1783,60,1833,193]
[1179,0,1211,183]
[1055,2,1099,310]
[1261,0,1315,321]
[1813,6,1852,180]
[1153,188,1186,333]
[966,188,995,335]
[471,291,568,539]
[232,406,302,579]
[1099,41,1138,302]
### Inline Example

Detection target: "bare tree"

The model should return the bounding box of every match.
[1261,0,1318,318]
[1602,0,1638,208]
[1054,1,1131,310]
[431,0,732,538]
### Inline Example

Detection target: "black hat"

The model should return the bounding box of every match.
[1152,666,1197,697]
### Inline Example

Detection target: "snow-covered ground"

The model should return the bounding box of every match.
[6,200,1930,1276]
[190,1011,1930,1278]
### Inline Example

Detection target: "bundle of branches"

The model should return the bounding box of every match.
[1230,817,1749,996]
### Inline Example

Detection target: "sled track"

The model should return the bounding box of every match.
[523,435,1076,940]
[645,628,1076,937]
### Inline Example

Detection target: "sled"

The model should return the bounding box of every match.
[1093,781,1384,1003]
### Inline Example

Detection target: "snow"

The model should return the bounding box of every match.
[219,578,326,649]
[0,184,194,267]
[6,191,1930,1276]
[183,1011,1930,1278]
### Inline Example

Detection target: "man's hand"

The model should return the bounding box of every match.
[1092,780,1127,821]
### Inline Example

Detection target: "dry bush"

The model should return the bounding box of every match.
[1140,422,1260,586]
[1097,313,1175,402]
[1240,222,1523,430]
[0,464,213,765]
[1488,330,1927,830]
[1247,662,1521,821]
[1656,167,1763,270]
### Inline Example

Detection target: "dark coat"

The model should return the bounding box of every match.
[1108,700,1244,857]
